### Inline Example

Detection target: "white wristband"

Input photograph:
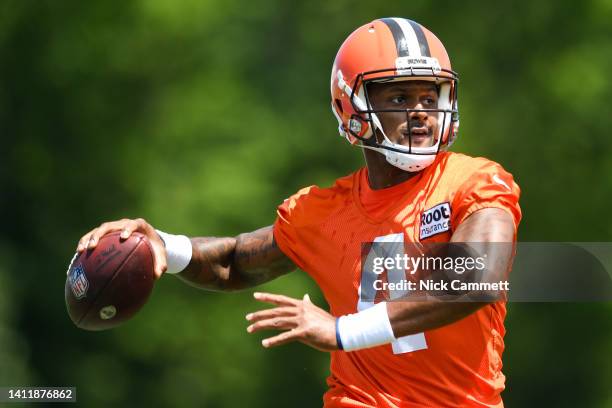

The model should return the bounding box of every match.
[155,229,192,274]
[337,302,396,352]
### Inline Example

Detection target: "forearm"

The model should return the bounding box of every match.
[175,226,295,292]
[386,300,487,338]
[175,236,236,291]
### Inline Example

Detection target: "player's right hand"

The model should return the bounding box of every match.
[76,218,168,278]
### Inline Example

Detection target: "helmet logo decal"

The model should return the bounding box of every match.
[349,118,362,134]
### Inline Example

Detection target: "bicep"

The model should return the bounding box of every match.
[451,207,515,243]
[451,208,516,299]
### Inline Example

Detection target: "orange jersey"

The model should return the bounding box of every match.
[273,152,521,408]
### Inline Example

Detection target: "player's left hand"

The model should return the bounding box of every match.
[246,292,338,352]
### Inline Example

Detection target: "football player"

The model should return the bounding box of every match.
[77,18,520,407]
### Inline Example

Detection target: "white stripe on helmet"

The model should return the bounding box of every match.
[393,18,422,56]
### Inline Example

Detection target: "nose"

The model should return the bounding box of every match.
[408,107,428,123]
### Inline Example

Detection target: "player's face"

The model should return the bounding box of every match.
[366,81,440,148]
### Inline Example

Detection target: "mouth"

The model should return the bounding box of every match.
[401,127,432,144]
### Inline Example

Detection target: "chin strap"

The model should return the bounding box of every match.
[362,112,441,172]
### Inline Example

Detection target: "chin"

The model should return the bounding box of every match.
[397,139,435,149]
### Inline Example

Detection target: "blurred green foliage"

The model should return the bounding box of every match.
[1,0,611,407]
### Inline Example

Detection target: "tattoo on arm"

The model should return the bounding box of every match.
[177,226,296,291]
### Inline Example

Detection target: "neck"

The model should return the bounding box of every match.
[362,149,420,190]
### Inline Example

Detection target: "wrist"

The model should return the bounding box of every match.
[336,302,396,352]
[335,318,344,350]
[155,229,192,274]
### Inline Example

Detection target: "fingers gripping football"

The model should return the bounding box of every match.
[246,292,339,352]
[76,218,168,278]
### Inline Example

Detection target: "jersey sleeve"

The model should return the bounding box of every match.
[273,186,314,271]
[451,160,522,231]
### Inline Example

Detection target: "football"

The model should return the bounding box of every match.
[65,231,155,330]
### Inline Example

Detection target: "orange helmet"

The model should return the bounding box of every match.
[330,18,459,172]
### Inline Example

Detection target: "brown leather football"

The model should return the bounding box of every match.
[65,231,155,330]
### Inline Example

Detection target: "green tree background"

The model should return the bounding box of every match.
[1,0,611,406]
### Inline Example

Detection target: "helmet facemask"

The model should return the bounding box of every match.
[348,70,458,172]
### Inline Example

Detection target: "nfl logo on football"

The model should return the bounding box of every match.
[69,264,89,299]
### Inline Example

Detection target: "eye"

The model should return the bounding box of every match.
[390,95,407,105]
[423,96,437,107]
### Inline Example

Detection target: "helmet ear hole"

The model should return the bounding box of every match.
[335,99,343,114]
